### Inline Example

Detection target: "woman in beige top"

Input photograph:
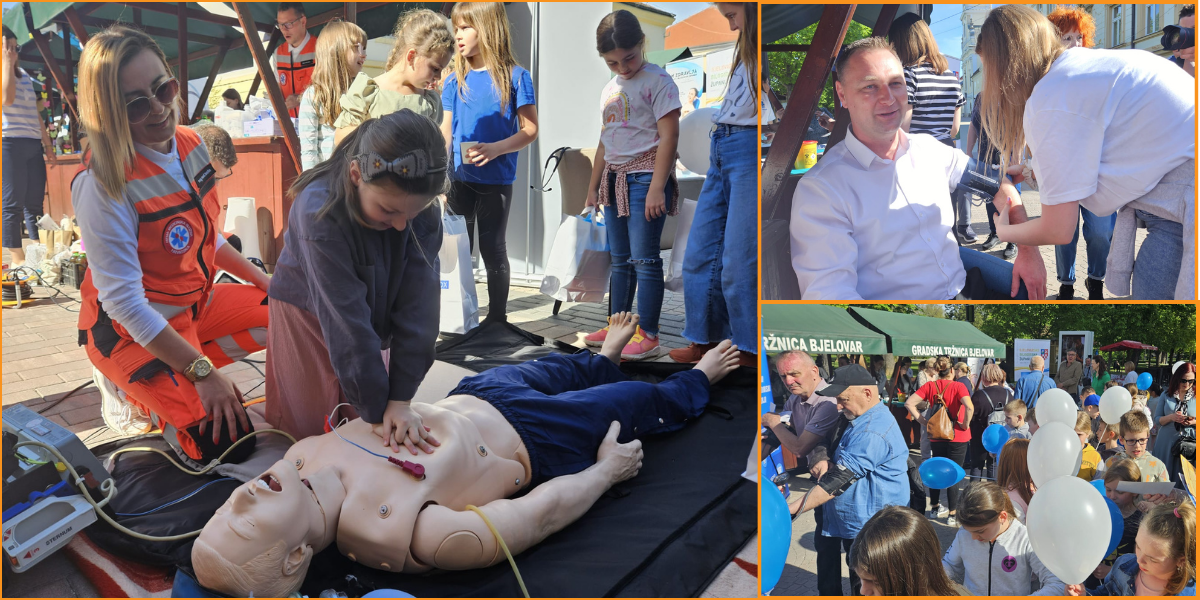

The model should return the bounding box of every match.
[334,9,453,143]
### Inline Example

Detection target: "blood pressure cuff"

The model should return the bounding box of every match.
[956,157,1002,201]
[816,462,859,497]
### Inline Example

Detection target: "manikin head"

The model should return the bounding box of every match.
[774,351,822,398]
[192,460,346,597]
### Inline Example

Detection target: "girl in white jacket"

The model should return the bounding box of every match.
[942,481,1066,596]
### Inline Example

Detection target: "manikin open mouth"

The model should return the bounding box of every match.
[257,473,283,492]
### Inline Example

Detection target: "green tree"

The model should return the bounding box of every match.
[767,21,874,112]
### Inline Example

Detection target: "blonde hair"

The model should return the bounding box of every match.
[1004,399,1028,417]
[310,20,367,129]
[976,5,1063,172]
[450,2,521,111]
[954,361,970,376]
[1074,409,1092,433]
[981,364,1006,386]
[77,26,179,199]
[889,13,949,74]
[1103,457,1142,485]
[191,538,309,598]
[385,9,454,72]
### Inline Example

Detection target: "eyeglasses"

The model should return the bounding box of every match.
[276,16,304,30]
[216,167,233,180]
[1123,437,1150,446]
[1183,378,1196,386]
[125,78,179,124]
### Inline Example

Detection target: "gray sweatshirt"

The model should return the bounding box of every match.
[942,520,1066,596]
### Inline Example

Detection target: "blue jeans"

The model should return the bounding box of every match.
[448,352,710,486]
[2,138,47,250]
[607,172,670,336]
[1054,206,1116,285]
[959,247,1029,299]
[682,124,757,350]
[1132,209,1183,300]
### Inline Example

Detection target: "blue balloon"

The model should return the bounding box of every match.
[1137,372,1153,391]
[982,423,1012,454]
[1090,479,1107,497]
[362,591,415,598]
[760,475,792,594]
[1102,497,1124,558]
[919,457,966,490]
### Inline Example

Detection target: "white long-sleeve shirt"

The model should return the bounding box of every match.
[72,139,225,345]
[790,127,970,300]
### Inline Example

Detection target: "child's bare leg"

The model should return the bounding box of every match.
[600,312,639,364]
[695,340,740,384]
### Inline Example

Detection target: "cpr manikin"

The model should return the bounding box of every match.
[192,314,742,597]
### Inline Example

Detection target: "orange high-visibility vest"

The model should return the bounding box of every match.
[275,33,317,118]
[76,126,221,356]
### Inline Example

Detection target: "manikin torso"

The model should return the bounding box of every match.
[289,395,531,573]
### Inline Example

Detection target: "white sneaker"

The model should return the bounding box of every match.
[926,507,939,520]
[95,368,153,436]
[947,515,958,527]
[937,505,950,518]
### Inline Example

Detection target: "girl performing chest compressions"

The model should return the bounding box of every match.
[73,26,271,464]
[266,110,448,453]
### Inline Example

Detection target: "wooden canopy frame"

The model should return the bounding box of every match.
[15,1,457,171]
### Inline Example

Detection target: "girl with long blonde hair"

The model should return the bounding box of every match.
[333,9,452,144]
[440,2,539,324]
[978,5,1195,300]
[670,2,759,369]
[297,19,366,170]
[73,25,270,462]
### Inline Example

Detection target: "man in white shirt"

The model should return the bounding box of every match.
[789,37,1046,300]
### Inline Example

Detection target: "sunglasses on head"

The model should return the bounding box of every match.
[126,78,179,124]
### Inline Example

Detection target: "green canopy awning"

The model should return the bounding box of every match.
[646,47,690,67]
[762,305,888,355]
[848,307,1006,358]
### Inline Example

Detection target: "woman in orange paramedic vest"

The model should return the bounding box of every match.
[73,26,272,463]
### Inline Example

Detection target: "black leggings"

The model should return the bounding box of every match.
[447,180,513,320]
[929,440,969,511]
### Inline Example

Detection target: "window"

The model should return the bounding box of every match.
[1146,5,1160,36]
[1111,5,1124,45]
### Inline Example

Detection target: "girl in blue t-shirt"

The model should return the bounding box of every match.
[582,10,681,361]
[440,2,538,323]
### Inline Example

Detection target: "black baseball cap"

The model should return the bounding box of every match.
[822,364,879,397]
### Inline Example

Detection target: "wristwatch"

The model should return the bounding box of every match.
[184,355,215,382]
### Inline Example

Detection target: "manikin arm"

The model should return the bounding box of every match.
[409,422,641,569]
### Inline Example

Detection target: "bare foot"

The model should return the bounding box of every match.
[695,340,740,384]
[600,312,639,364]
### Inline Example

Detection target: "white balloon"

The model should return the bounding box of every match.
[1036,388,1078,428]
[677,108,718,173]
[1027,422,1083,487]
[1027,475,1112,584]
[1099,386,1134,424]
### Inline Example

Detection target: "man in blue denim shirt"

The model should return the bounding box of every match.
[789,364,910,595]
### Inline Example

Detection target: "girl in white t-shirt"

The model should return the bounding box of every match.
[977,5,1196,300]
[582,9,681,361]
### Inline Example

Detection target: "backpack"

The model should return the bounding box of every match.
[927,381,957,441]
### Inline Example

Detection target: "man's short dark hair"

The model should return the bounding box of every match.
[189,122,238,170]
[277,2,305,17]
[3,25,16,42]
[1181,5,1195,19]
[834,37,900,82]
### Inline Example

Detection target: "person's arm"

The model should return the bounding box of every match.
[763,413,827,461]
[296,88,322,171]
[990,180,1049,299]
[958,392,974,430]
[379,207,442,453]
[2,52,17,106]
[790,177,864,299]
[410,421,641,569]
[213,241,270,292]
[1028,550,1067,596]
[440,110,454,160]
[966,121,978,158]
[40,120,58,165]
[584,138,608,210]
[941,531,966,584]
[787,484,834,514]
[644,109,680,221]
[905,388,928,422]
[465,104,538,167]
[949,105,962,140]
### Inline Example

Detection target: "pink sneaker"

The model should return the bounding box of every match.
[584,326,608,347]
[621,327,661,361]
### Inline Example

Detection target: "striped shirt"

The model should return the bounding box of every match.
[904,64,964,142]
[297,86,335,171]
[3,69,43,139]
